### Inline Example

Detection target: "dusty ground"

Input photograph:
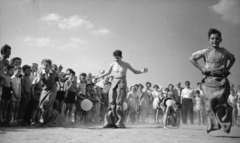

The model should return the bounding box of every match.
[0,122,240,143]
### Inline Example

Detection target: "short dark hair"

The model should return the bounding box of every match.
[71,70,75,75]
[113,50,122,57]
[1,44,11,55]
[22,65,31,72]
[175,102,182,109]
[164,87,169,92]
[80,73,87,77]
[138,84,143,89]
[185,81,190,85]
[41,59,52,66]
[146,81,152,87]
[208,28,222,39]
[168,84,174,89]
[195,90,200,94]
[10,57,22,66]
[5,65,14,71]
[153,84,159,89]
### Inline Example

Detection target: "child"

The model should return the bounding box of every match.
[75,73,87,123]
[195,90,203,125]
[93,86,102,123]
[9,67,22,126]
[1,65,14,125]
[30,76,42,125]
[54,73,65,115]
[64,71,77,122]
[0,76,5,123]
[84,83,94,123]
[189,28,235,133]
[19,65,31,125]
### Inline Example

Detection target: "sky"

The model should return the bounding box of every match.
[0,0,239,89]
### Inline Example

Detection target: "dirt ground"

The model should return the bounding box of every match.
[1,122,240,143]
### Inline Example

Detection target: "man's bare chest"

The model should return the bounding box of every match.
[112,64,126,73]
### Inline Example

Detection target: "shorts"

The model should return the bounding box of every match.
[1,87,12,100]
[65,91,76,104]
[56,91,65,102]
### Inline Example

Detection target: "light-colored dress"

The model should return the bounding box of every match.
[152,91,162,109]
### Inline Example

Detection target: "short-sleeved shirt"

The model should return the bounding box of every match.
[77,82,86,95]
[182,88,194,99]
[65,80,77,92]
[192,47,235,74]
[11,75,21,97]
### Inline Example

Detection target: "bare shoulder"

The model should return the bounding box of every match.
[123,61,131,67]
[110,62,116,67]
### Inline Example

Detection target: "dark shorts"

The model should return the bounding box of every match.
[65,91,76,104]
[2,87,12,100]
[56,91,65,102]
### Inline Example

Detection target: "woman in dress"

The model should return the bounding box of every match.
[36,59,63,127]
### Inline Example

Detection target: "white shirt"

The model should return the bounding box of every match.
[11,75,21,97]
[181,88,194,99]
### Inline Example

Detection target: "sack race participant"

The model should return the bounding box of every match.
[36,59,63,127]
[96,50,147,128]
[189,28,236,133]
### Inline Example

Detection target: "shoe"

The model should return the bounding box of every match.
[31,121,36,126]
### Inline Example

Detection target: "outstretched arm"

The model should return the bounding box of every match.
[127,63,147,74]
[97,63,113,79]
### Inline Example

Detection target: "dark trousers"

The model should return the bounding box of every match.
[182,98,194,124]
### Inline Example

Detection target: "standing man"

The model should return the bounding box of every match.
[181,81,194,125]
[97,50,147,128]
